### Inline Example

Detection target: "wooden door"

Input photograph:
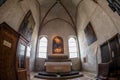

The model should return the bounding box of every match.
[109,36,119,58]
[109,34,120,69]
[0,23,18,80]
[100,42,111,63]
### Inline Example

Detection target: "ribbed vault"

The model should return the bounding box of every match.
[37,0,82,34]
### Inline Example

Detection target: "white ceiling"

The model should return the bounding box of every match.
[37,0,82,17]
[37,0,82,26]
[38,0,82,7]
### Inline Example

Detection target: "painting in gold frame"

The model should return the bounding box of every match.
[84,22,97,45]
[19,10,35,41]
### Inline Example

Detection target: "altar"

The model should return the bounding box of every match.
[34,55,83,79]
[45,60,72,72]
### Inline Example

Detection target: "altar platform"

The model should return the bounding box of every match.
[34,71,83,79]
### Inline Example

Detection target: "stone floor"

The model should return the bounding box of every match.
[30,71,96,80]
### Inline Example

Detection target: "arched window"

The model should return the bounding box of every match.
[38,37,48,58]
[68,37,78,58]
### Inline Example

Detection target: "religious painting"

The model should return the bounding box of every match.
[107,0,120,16]
[53,36,64,54]
[19,10,35,41]
[0,0,7,6]
[84,22,97,45]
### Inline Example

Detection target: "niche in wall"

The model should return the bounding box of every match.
[84,22,97,45]
[53,36,64,54]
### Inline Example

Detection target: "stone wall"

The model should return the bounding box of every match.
[35,1,81,71]
[35,19,81,71]
[0,0,40,71]
[77,0,120,73]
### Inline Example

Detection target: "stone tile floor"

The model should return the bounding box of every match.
[30,71,96,80]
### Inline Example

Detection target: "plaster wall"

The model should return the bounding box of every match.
[35,19,81,71]
[77,0,120,73]
[0,0,40,71]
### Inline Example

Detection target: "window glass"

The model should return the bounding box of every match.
[38,37,47,58]
[68,37,78,58]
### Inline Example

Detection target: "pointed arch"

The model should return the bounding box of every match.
[68,36,78,58]
[38,36,48,58]
[39,0,77,34]
[42,18,74,30]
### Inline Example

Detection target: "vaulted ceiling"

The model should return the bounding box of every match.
[37,0,82,19]
[37,0,82,32]
[38,0,82,7]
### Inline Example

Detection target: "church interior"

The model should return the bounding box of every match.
[0,0,120,80]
